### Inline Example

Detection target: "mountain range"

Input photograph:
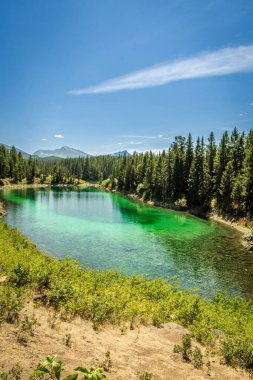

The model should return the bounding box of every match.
[1,144,130,159]
[33,146,90,159]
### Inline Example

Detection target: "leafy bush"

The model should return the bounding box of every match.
[173,335,203,368]
[0,364,22,380]
[174,197,187,209]
[181,334,192,362]
[192,347,203,369]
[139,372,152,380]
[32,356,108,380]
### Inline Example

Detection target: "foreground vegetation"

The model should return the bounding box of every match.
[1,128,253,220]
[0,222,253,373]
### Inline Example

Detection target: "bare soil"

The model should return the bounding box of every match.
[209,213,252,235]
[0,301,249,379]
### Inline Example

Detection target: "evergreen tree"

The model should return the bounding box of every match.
[214,131,230,199]
[206,132,216,201]
[188,137,205,205]
[243,130,253,217]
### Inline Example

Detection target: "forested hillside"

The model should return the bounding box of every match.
[0,128,252,219]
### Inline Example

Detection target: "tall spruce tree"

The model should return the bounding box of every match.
[243,130,253,218]
[206,131,216,201]
[214,131,230,200]
[188,137,205,205]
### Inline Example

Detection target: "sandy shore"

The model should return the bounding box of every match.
[0,181,97,190]
[209,213,252,235]
[0,183,50,190]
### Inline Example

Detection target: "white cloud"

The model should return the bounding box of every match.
[54,134,64,139]
[129,141,143,145]
[41,138,47,141]
[251,102,253,106]
[119,134,171,140]
[68,45,253,94]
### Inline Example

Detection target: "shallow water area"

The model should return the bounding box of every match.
[1,187,253,299]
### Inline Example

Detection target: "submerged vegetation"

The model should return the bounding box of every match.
[1,128,253,220]
[1,222,253,372]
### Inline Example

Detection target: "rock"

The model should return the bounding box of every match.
[242,233,253,252]
[0,202,7,217]
[213,328,225,337]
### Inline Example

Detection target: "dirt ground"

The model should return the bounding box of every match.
[0,301,249,380]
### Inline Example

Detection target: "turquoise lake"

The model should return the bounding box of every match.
[1,187,253,299]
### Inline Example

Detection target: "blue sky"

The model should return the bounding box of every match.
[1,0,253,154]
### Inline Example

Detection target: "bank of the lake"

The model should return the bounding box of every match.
[1,180,252,237]
[1,187,253,299]
[0,202,7,217]
[99,186,253,245]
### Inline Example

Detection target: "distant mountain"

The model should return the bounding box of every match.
[1,143,30,159]
[111,150,130,157]
[1,143,129,159]
[33,146,90,159]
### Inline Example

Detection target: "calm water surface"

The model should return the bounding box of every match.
[1,187,253,299]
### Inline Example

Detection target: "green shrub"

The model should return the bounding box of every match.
[139,372,152,380]
[175,197,187,209]
[182,334,192,362]
[192,347,203,369]
[32,355,108,380]
[0,364,22,380]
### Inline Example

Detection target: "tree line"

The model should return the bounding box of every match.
[105,128,253,218]
[0,128,252,218]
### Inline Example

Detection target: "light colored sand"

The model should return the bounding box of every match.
[0,301,249,380]
[209,213,252,235]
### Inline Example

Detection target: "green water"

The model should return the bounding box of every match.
[1,187,253,299]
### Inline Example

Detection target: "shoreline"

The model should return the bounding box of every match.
[106,189,253,236]
[208,213,251,235]
[0,202,7,217]
[99,188,253,250]
[1,181,252,245]
[0,183,50,190]
[0,181,99,190]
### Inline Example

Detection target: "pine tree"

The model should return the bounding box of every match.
[188,137,205,205]
[206,132,216,201]
[184,133,193,194]
[214,131,230,199]
[243,130,253,217]
[219,161,235,213]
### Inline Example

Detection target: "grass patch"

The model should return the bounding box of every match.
[0,222,253,371]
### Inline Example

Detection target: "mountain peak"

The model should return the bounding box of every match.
[33,146,90,159]
[112,150,130,157]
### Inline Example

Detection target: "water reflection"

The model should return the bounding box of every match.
[1,187,253,299]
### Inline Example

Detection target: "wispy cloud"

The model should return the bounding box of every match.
[41,138,47,141]
[119,134,171,140]
[68,45,253,95]
[251,102,253,106]
[54,134,64,139]
[129,141,143,145]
